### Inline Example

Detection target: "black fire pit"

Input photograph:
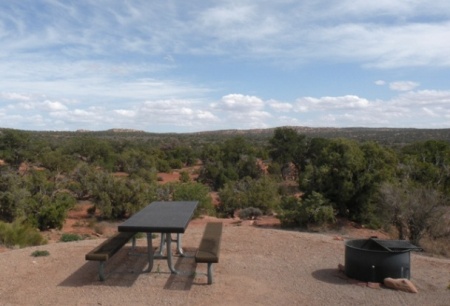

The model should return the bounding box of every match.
[344,238,422,283]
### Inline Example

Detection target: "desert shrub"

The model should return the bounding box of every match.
[169,159,184,169]
[218,176,280,215]
[171,182,215,217]
[0,220,47,248]
[302,192,336,225]
[33,193,76,230]
[238,207,263,220]
[92,173,157,219]
[277,196,302,227]
[157,160,171,172]
[129,167,158,182]
[60,233,82,242]
[31,250,50,257]
[277,192,335,228]
[179,171,190,183]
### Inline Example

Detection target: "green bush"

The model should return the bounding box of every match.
[31,250,50,257]
[34,193,76,230]
[60,233,83,242]
[91,173,157,219]
[172,182,215,217]
[0,220,47,248]
[157,160,171,172]
[218,176,281,215]
[169,159,184,169]
[302,192,336,225]
[277,196,303,227]
[179,171,190,183]
[277,192,336,228]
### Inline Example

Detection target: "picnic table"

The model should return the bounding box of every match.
[118,201,199,274]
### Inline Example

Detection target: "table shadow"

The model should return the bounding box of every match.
[59,246,150,288]
[163,248,197,291]
[311,268,351,285]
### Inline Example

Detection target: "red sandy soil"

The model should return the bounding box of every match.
[0,168,389,250]
[45,166,389,244]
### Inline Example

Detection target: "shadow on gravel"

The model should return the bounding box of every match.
[311,268,350,285]
[59,246,149,288]
[163,248,196,291]
[59,246,200,290]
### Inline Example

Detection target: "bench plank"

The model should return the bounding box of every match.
[85,232,135,281]
[195,222,223,284]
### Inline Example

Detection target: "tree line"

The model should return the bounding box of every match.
[0,127,449,248]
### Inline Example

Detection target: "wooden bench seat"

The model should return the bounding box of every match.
[85,232,136,281]
[195,222,223,284]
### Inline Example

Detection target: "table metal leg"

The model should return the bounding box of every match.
[175,233,195,258]
[155,233,166,257]
[145,232,190,275]
[146,232,154,272]
[165,234,179,274]
[176,233,185,256]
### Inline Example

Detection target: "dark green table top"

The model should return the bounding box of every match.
[118,201,199,233]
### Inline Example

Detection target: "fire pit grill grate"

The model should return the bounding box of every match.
[370,238,423,252]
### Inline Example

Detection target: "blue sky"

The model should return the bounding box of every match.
[1,0,450,132]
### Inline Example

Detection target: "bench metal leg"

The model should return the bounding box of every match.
[128,236,137,255]
[146,232,155,272]
[207,263,214,284]
[131,236,136,250]
[98,262,106,281]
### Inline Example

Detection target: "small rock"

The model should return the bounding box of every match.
[384,277,418,293]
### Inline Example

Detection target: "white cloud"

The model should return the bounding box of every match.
[422,107,438,117]
[267,99,293,112]
[2,1,450,69]
[389,81,420,91]
[0,92,31,101]
[114,109,136,117]
[126,99,220,130]
[41,100,68,111]
[1,2,450,131]
[295,95,370,112]
[1,89,450,131]
[213,94,265,111]
[265,90,450,129]
[393,90,450,106]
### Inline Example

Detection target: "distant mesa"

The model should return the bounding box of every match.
[107,128,145,133]
[76,128,145,133]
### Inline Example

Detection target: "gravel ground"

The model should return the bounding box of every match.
[0,223,449,306]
